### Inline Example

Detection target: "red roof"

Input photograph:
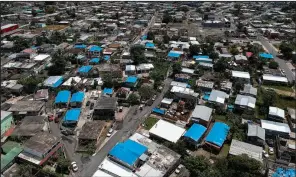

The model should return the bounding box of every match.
[246,52,253,58]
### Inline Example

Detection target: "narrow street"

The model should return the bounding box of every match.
[78,78,172,177]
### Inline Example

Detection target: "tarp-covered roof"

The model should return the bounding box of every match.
[55,90,71,104]
[205,122,230,147]
[70,91,85,103]
[183,124,206,142]
[63,108,81,122]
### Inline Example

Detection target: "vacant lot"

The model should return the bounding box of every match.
[45,25,69,31]
[143,117,159,130]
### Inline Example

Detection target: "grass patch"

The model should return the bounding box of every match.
[255,106,265,119]
[213,114,227,122]
[219,144,230,158]
[276,97,295,109]
[143,117,159,130]
[263,85,294,92]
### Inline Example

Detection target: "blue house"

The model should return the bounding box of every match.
[89,58,100,65]
[63,108,81,125]
[205,122,230,150]
[193,55,212,63]
[183,124,207,147]
[55,90,71,107]
[259,53,273,60]
[70,91,85,108]
[125,76,138,87]
[78,65,92,75]
[102,88,113,96]
[145,42,155,49]
[75,44,87,49]
[168,51,181,60]
[108,139,148,169]
[152,108,166,115]
[103,55,110,61]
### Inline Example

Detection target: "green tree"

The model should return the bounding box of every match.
[54,15,62,22]
[164,141,187,157]
[178,6,189,12]
[139,85,155,100]
[172,61,182,74]
[214,58,228,72]
[262,90,277,108]
[269,61,279,69]
[163,35,170,44]
[130,45,146,65]
[93,79,98,89]
[102,75,113,88]
[229,47,239,55]
[48,50,67,75]
[279,42,293,59]
[13,37,30,52]
[18,77,43,94]
[56,156,71,174]
[183,156,211,177]
[162,13,173,23]
[127,93,140,105]
[234,81,244,93]
[209,52,219,59]
[147,31,155,41]
[189,44,200,56]
[16,163,33,177]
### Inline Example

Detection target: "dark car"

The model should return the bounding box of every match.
[90,103,94,110]
[61,129,74,136]
[86,101,90,106]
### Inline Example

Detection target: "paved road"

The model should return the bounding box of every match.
[78,78,172,177]
[258,36,295,82]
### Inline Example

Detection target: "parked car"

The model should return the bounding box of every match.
[61,129,74,136]
[139,105,144,110]
[86,101,90,106]
[71,162,78,172]
[175,164,183,174]
[54,116,60,123]
[107,128,114,137]
[269,147,274,155]
[152,94,157,101]
[118,106,123,112]
[48,115,55,122]
[90,103,94,110]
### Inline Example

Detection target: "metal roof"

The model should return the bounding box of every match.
[247,124,265,141]
[235,94,256,109]
[269,106,285,119]
[208,90,229,104]
[191,105,213,122]
[231,70,250,79]
[261,120,290,134]
[229,139,263,162]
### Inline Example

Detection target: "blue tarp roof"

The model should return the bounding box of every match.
[78,65,92,73]
[103,88,113,95]
[183,124,207,142]
[141,35,147,40]
[205,122,230,147]
[168,51,181,58]
[63,108,81,122]
[55,90,71,104]
[75,44,87,49]
[126,76,138,83]
[89,45,102,52]
[90,58,100,63]
[109,139,147,166]
[70,91,85,103]
[195,58,213,63]
[52,77,63,88]
[104,55,110,61]
[272,168,295,177]
[152,108,166,115]
[193,55,209,59]
[259,53,273,59]
[145,42,155,48]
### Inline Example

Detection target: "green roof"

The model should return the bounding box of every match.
[1,141,23,172]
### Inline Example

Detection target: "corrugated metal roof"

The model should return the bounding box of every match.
[229,139,263,162]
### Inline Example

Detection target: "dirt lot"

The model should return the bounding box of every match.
[45,25,69,31]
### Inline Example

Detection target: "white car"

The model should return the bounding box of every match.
[269,147,274,155]
[71,162,78,172]
[107,128,114,137]
[175,164,183,174]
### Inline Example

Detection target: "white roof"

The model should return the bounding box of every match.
[149,120,186,143]
[125,65,136,71]
[1,111,12,121]
[161,98,173,105]
[181,68,195,74]
[189,37,197,41]
[1,80,17,88]
[92,169,113,177]
[99,158,137,177]
[232,70,250,79]
[234,54,247,61]
[33,54,51,61]
[136,63,154,70]
[261,120,291,134]
[219,54,233,58]
[190,41,200,45]
[269,106,285,119]
[136,163,163,177]
[170,86,199,98]
[62,76,81,86]
[229,139,263,162]
[43,76,63,87]
[262,74,288,83]
[170,81,188,88]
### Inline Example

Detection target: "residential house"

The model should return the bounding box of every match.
[208,90,229,107]
[93,97,118,120]
[160,98,174,109]
[7,101,45,119]
[261,120,291,139]
[220,81,233,94]
[11,116,47,138]
[96,64,123,79]
[18,132,62,166]
[170,86,199,100]
[234,94,256,111]
[183,124,206,148]
[240,84,257,97]
[234,54,248,65]
[196,80,214,92]
[1,111,14,142]
[268,107,286,123]
[231,70,251,84]
[247,124,265,147]
[275,136,296,162]
[229,139,263,162]
[190,105,213,127]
